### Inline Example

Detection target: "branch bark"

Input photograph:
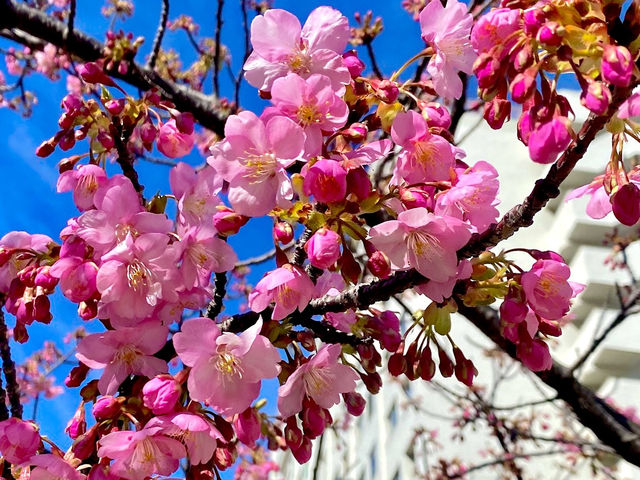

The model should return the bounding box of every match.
[0,0,228,136]
[457,302,640,468]
[0,305,22,419]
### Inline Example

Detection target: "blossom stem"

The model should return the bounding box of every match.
[390,48,432,82]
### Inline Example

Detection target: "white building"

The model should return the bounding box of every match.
[276,92,640,480]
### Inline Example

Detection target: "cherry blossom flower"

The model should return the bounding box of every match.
[244,7,350,93]
[0,418,40,464]
[305,227,341,270]
[147,412,223,465]
[303,159,348,204]
[173,318,280,416]
[391,111,457,184]
[142,375,181,414]
[208,111,305,217]
[419,0,476,99]
[528,117,572,164]
[96,233,178,323]
[157,119,195,158]
[29,454,86,480]
[97,425,186,480]
[169,162,222,227]
[278,344,359,418]
[56,164,107,211]
[248,264,315,320]
[368,207,472,282]
[266,73,348,156]
[77,175,173,256]
[75,325,168,395]
[521,259,581,320]
[435,161,500,233]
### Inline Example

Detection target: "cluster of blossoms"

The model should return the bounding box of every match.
[469,0,640,223]
[0,0,637,478]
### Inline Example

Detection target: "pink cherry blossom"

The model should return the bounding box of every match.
[244,7,350,93]
[49,257,98,303]
[169,162,222,227]
[97,426,186,480]
[266,73,348,156]
[419,0,477,99]
[29,454,86,480]
[0,418,40,464]
[77,175,172,256]
[173,318,280,416]
[56,164,107,211]
[303,159,348,204]
[435,161,500,233]
[75,325,168,395]
[618,92,640,119]
[521,259,577,320]
[415,259,473,302]
[147,412,223,465]
[157,119,195,158]
[565,174,611,219]
[368,207,472,282]
[175,225,238,288]
[96,233,178,323]
[391,111,456,183]
[248,264,315,320]
[208,111,305,217]
[278,344,359,418]
[471,8,522,56]
[0,231,53,291]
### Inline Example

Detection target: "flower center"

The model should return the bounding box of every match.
[126,259,154,292]
[408,230,441,258]
[114,344,141,365]
[288,49,312,75]
[304,367,333,397]
[243,152,277,183]
[296,104,323,126]
[115,223,137,243]
[215,352,243,377]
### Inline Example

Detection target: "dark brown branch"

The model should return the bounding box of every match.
[113,119,144,197]
[292,228,313,266]
[206,272,228,321]
[365,41,383,80]
[65,0,76,46]
[457,302,640,469]
[0,0,228,136]
[147,0,169,70]
[213,0,224,98]
[0,305,22,418]
[449,73,468,136]
[571,286,640,372]
[446,450,567,479]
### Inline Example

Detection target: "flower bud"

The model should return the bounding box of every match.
[484,97,511,130]
[34,266,58,290]
[92,395,121,420]
[346,167,371,200]
[157,119,194,158]
[342,122,368,143]
[528,117,572,164]
[523,8,545,35]
[343,391,366,416]
[611,183,640,226]
[65,362,90,388]
[601,44,633,87]
[419,348,436,381]
[104,98,125,116]
[77,62,117,87]
[142,375,181,414]
[305,227,341,269]
[388,352,406,376]
[273,222,294,244]
[213,206,249,236]
[420,102,452,129]
[65,404,86,439]
[367,250,391,279]
[581,81,611,115]
[438,348,454,377]
[343,50,365,78]
[139,121,158,144]
[234,408,261,447]
[510,71,536,103]
[374,80,399,103]
[536,22,563,46]
[290,436,312,464]
[36,140,56,158]
[474,54,502,89]
[175,112,195,135]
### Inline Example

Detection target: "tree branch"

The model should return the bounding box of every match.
[0,0,228,136]
[212,0,224,98]
[457,302,640,469]
[147,0,169,70]
[0,305,22,419]
[571,286,640,372]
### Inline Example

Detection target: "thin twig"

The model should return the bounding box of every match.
[234,0,251,107]
[446,450,567,478]
[365,41,383,80]
[213,0,224,98]
[147,0,169,70]
[571,286,640,372]
[235,248,277,268]
[0,304,22,418]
